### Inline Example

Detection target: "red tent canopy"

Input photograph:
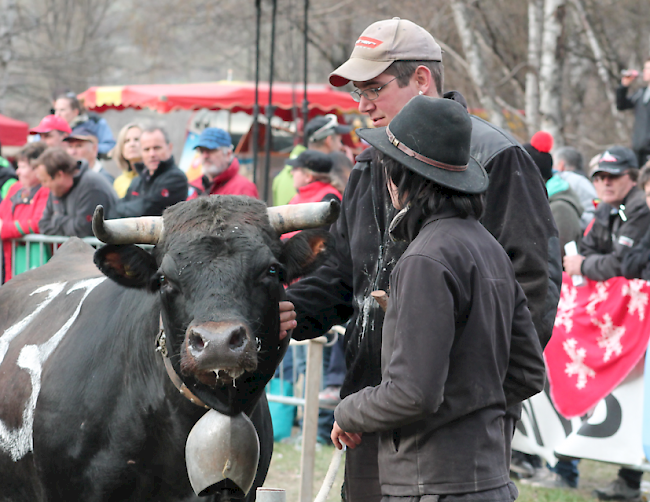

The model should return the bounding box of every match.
[79,81,359,120]
[0,114,29,147]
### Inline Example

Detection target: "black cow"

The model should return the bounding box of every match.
[0,195,337,502]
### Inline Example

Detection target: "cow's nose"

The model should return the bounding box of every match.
[186,321,252,363]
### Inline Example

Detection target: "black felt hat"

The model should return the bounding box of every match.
[357,96,488,194]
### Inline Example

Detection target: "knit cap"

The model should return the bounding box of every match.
[524,131,554,182]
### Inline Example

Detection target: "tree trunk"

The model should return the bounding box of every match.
[525,0,544,137]
[450,0,507,130]
[539,0,567,147]
[569,0,627,142]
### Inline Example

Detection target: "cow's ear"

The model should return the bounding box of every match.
[94,244,159,290]
[280,229,334,283]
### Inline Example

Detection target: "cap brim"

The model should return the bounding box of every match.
[357,127,489,194]
[329,58,394,87]
[592,165,627,177]
[286,158,301,167]
[63,135,95,142]
[334,125,353,134]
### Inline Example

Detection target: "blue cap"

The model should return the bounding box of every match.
[194,127,233,150]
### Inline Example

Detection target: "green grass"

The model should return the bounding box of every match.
[264,437,627,502]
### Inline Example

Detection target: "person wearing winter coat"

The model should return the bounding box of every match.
[564,146,650,282]
[332,96,545,502]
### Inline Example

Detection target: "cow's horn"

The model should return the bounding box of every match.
[267,199,340,234]
[92,205,164,245]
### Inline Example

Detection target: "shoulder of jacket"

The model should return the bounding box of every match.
[469,115,523,168]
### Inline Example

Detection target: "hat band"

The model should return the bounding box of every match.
[386,126,467,172]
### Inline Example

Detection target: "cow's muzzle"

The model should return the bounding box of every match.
[182,321,257,386]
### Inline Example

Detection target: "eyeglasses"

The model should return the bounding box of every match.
[350,77,397,102]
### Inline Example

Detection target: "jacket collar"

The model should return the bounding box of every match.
[10,183,41,210]
[203,158,240,191]
[595,185,644,224]
[134,156,176,180]
[389,204,460,243]
[297,181,336,198]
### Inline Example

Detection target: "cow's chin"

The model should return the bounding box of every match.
[195,368,246,387]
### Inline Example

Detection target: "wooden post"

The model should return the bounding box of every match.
[298,338,324,502]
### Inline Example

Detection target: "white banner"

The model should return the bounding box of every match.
[513,360,650,470]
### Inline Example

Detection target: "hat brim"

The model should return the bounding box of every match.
[63,135,96,143]
[357,127,489,194]
[285,158,301,167]
[329,58,394,87]
[591,165,628,178]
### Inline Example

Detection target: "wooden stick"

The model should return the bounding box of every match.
[371,290,389,313]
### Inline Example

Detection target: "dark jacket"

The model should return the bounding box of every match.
[39,161,118,237]
[335,208,544,496]
[109,156,188,218]
[622,225,650,280]
[287,101,561,400]
[547,176,584,259]
[616,85,650,159]
[580,186,650,281]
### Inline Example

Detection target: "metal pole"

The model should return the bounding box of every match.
[302,0,309,147]
[262,0,277,203]
[252,0,262,186]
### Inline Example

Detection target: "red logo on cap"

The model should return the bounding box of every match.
[161,189,169,197]
[355,36,383,49]
[600,151,618,163]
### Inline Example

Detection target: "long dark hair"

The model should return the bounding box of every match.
[377,150,484,220]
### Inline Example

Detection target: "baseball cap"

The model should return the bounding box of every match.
[305,114,352,143]
[592,146,638,178]
[63,125,98,143]
[286,150,333,174]
[329,18,442,87]
[194,127,233,150]
[30,115,72,135]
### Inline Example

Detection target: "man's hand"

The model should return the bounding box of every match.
[621,70,639,87]
[279,301,296,341]
[331,421,362,450]
[563,254,585,276]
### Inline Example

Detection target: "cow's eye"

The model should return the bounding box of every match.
[267,265,278,277]
[159,274,168,286]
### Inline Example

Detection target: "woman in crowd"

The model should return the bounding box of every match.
[111,123,143,198]
[0,142,50,283]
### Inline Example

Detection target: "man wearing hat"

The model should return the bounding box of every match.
[188,127,258,199]
[332,94,544,502]
[305,114,352,155]
[282,18,560,502]
[565,145,650,500]
[564,145,650,283]
[29,115,72,148]
[63,125,115,184]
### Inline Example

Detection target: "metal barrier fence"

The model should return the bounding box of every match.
[1,234,341,502]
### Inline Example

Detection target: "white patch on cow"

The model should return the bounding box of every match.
[0,278,105,461]
[0,283,67,367]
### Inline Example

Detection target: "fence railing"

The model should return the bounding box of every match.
[1,233,341,502]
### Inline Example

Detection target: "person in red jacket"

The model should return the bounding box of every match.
[187,127,258,199]
[0,142,50,283]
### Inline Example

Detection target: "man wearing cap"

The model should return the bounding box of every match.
[110,126,187,218]
[282,18,560,502]
[187,127,258,199]
[35,147,117,238]
[564,146,650,500]
[63,125,115,184]
[305,114,352,155]
[564,146,650,281]
[29,115,72,148]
